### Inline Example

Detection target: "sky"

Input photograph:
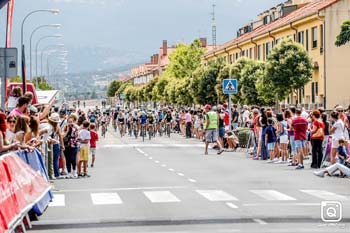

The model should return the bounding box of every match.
[0,0,282,73]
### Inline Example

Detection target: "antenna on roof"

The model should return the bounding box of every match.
[211,2,217,48]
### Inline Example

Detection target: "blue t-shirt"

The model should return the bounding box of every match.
[337,146,347,164]
[265,125,277,143]
[140,114,147,125]
[89,115,96,123]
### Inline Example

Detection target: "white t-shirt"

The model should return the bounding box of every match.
[6,129,16,144]
[243,110,250,122]
[78,129,91,144]
[332,119,345,140]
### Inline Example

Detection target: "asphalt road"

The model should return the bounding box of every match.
[30,125,350,233]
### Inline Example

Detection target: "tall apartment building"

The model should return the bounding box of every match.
[203,0,350,110]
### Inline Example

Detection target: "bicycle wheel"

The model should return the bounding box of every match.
[142,127,145,142]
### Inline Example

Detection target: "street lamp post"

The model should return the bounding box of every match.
[29,24,61,81]
[39,44,65,77]
[21,9,60,92]
[35,35,63,88]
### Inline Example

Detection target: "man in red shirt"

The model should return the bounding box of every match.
[89,123,99,167]
[292,109,308,169]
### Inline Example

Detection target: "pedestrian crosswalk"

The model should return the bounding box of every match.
[49,189,349,208]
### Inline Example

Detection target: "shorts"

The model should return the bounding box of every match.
[218,127,225,137]
[79,145,89,161]
[206,129,218,143]
[331,138,340,149]
[279,135,289,144]
[267,143,276,151]
[295,140,306,150]
[90,148,96,155]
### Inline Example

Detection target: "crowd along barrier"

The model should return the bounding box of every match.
[0,150,52,233]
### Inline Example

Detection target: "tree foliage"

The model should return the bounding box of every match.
[107,80,123,97]
[262,39,313,102]
[335,20,350,47]
[165,39,205,79]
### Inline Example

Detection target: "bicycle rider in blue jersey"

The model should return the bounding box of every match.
[139,111,147,136]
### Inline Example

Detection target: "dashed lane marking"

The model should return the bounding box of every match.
[226,202,239,209]
[250,190,296,201]
[91,193,123,205]
[197,190,239,201]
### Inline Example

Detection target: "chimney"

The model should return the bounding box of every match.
[162,40,168,56]
[153,54,159,64]
[150,55,154,64]
[200,38,207,48]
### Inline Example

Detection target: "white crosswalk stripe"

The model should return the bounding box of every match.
[49,194,65,207]
[250,190,296,201]
[300,190,350,201]
[144,191,180,203]
[91,193,123,205]
[196,190,239,201]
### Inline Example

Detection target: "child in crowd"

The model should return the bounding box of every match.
[77,120,91,177]
[89,123,99,167]
[265,118,277,163]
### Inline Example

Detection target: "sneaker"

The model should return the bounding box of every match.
[314,170,325,178]
[73,173,78,179]
[296,164,304,170]
[91,164,94,168]
[217,149,224,155]
[274,160,283,164]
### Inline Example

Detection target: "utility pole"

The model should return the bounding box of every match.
[211,3,217,48]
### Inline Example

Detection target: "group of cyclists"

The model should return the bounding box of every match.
[86,107,177,140]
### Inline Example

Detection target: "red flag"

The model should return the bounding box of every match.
[6,0,14,48]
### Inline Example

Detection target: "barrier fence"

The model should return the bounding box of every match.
[0,149,53,233]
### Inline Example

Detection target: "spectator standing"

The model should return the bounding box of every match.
[232,105,239,129]
[6,87,22,111]
[329,111,345,164]
[265,119,277,163]
[310,110,325,169]
[185,110,192,138]
[9,96,30,117]
[0,112,18,153]
[292,109,308,169]
[204,104,224,155]
[89,123,99,167]
[77,121,91,177]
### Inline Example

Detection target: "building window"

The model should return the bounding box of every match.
[311,82,315,103]
[236,52,239,60]
[241,50,245,57]
[298,31,304,45]
[306,29,309,51]
[320,24,324,51]
[249,48,252,59]
[312,26,318,48]
[265,42,271,57]
[229,54,233,64]
[276,38,280,45]
[257,45,261,60]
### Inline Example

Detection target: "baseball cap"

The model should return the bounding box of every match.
[205,104,212,110]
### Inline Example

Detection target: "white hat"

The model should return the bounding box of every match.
[48,113,60,123]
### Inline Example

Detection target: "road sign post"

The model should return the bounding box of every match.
[223,79,237,130]
[0,48,18,109]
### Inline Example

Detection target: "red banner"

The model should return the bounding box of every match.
[0,153,51,232]
[6,0,14,48]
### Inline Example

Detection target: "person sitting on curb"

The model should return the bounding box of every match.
[314,139,350,178]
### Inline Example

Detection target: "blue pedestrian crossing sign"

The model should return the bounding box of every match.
[223,79,238,94]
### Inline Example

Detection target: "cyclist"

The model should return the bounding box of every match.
[100,112,107,137]
[163,110,173,137]
[147,110,156,137]
[117,110,126,137]
[139,111,147,137]
[89,111,97,124]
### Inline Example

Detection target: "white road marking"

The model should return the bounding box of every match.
[49,194,65,207]
[197,190,238,201]
[161,164,167,167]
[135,148,144,154]
[188,179,197,183]
[144,191,180,203]
[253,219,268,225]
[91,193,123,205]
[177,173,185,176]
[300,190,350,200]
[104,144,203,148]
[243,202,320,207]
[168,168,175,172]
[226,202,239,209]
[149,157,153,160]
[250,190,296,201]
[54,186,187,193]
[155,160,160,163]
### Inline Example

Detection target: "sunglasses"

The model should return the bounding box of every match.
[8,120,16,124]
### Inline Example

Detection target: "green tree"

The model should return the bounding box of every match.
[262,39,313,103]
[216,58,248,104]
[107,80,123,97]
[192,62,221,105]
[144,77,159,101]
[165,39,205,79]
[240,60,266,105]
[335,20,350,47]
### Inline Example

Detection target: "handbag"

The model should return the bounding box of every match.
[312,122,324,139]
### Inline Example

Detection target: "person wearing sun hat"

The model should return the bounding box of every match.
[48,113,65,179]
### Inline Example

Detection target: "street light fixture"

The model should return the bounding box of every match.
[29,24,61,81]
[20,9,60,92]
[35,34,63,79]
